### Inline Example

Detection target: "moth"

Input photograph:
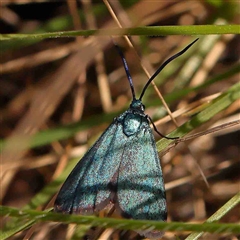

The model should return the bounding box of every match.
[54,39,198,238]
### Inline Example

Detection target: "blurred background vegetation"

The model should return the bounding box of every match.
[1,0,239,239]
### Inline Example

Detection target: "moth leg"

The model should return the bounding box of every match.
[147,115,179,140]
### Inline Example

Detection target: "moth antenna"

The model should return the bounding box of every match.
[139,38,199,101]
[114,43,136,100]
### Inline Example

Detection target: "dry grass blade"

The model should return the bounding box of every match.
[1,1,239,240]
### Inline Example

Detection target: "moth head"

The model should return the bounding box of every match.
[130,99,145,112]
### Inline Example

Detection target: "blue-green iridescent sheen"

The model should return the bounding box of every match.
[54,99,166,238]
[54,39,198,239]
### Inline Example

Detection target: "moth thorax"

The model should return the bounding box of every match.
[123,113,142,137]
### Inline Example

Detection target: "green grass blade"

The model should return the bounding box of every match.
[1,205,240,239]
[157,81,240,151]
[185,192,240,239]
[1,25,239,41]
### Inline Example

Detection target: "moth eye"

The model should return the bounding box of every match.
[137,104,145,112]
